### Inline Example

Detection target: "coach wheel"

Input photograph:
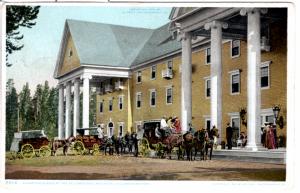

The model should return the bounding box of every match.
[21,144,34,159]
[92,143,100,156]
[139,138,150,157]
[73,141,85,155]
[39,145,51,157]
[155,142,164,158]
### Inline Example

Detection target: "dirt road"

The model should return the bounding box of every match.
[6,155,285,180]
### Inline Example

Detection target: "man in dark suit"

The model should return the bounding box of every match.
[226,123,233,150]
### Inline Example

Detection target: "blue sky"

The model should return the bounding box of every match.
[6,6,172,92]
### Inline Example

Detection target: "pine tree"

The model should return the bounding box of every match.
[46,87,58,138]
[19,83,34,131]
[6,79,18,150]
[6,6,40,66]
[90,90,97,127]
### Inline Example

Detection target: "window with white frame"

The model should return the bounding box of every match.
[261,65,269,88]
[166,87,173,104]
[118,95,123,110]
[136,92,142,108]
[118,123,124,137]
[136,71,142,83]
[206,47,211,64]
[231,40,240,58]
[151,65,156,80]
[99,101,103,113]
[167,60,173,70]
[150,90,156,107]
[261,108,275,126]
[109,99,113,112]
[205,78,211,98]
[229,70,240,94]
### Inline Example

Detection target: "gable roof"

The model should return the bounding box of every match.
[131,23,181,67]
[55,19,182,78]
[67,19,154,68]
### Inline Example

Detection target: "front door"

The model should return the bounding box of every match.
[231,117,240,147]
[108,122,114,137]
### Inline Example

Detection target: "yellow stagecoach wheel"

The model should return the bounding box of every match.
[21,144,34,159]
[139,138,150,157]
[155,142,164,158]
[73,141,85,155]
[39,145,51,157]
[92,143,100,156]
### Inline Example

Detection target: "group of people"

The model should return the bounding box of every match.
[226,121,278,150]
[261,122,277,149]
[155,116,182,139]
[96,124,140,156]
[226,123,247,149]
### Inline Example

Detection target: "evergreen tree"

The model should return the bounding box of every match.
[6,6,40,66]
[19,83,34,130]
[6,79,18,150]
[45,86,58,138]
[90,90,97,127]
[32,83,43,129]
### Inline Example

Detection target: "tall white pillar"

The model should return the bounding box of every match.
[65,82,72,138]
[73,78,80,137]
[205,21,227,142]
[82,74,91,131]
[58,84,64,139]
[180,31,192,133]
[241,8,265,151]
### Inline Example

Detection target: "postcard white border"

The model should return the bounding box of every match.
[0,1,299,193]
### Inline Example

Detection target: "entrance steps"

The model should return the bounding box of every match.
[211,148,286,164]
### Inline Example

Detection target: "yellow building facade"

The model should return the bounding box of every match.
[55,8,287,148]
[95,18,286,144]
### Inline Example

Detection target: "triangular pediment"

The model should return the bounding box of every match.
[54,22,81,78]
[169,7,198,20]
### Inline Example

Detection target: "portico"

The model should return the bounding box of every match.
[170,7,273,150]
[55,68,131,139]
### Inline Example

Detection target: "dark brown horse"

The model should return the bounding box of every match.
[51,136,75,156]
[163,134,184,160]
[193,130,207,161]
[182,132,194,161]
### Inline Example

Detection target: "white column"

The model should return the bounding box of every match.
[73,78,80,137]
[205,21,227,142]
[58,84,64,139]
[180,31,192,133]
[241,8,265,151]
[65,82,72,138]
[82,74,91,131]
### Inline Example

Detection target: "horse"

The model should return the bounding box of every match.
[204,128,219,160]
[103,136,115,155]
[120,133,133,153]
[182,132,194,161]
[193,130,207,161]
[51,136,75,156]
[163,134,184,160]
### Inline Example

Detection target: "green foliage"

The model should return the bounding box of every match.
[89,90,97,127]
[6,6,40,66]
[6,80,59,150]
[6,79,18,151]
[19,82,34,131]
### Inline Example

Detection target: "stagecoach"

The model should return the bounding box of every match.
[10,130,51,159]
[72,127,104,155]
[139,120,183,158]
